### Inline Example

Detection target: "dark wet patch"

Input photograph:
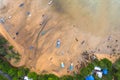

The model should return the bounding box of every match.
[52,0,65,13]
[75,38,78,42]
[16,32,19,35]
[81,40,85,45]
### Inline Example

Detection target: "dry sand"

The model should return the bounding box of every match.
[0,0,120,76]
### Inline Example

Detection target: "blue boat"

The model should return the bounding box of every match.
[102,69,108,75]
[85,75,94,80]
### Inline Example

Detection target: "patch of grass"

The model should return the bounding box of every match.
[0,36,21,63]
[8,46,14,50]
[0,74,8,80]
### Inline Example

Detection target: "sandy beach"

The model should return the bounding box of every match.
[0,0,120,76]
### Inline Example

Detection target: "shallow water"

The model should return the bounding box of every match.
[1,0,119,37]
[51,0,120,36]
[0,0,8,9]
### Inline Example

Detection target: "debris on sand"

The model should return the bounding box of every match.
[81,40,85,45]
[90,54,97,61]
[19,3,24,7]
[40,15,49,27]
[13,37,15,39]
[52,69,59,73]
[8,16,12,19]
[41,70,48,74]
[49,57,53,61]
[29,46,34,50]
[0,17,5,24]
[98,49,100,52]
[107,35,112,41]
[26,11,31,17]
[16,32,19,35]
[75,38,78,42]
[61,51,64,55]
[41,31,46,36]
[115,40,118,42]
[82,51,90,60]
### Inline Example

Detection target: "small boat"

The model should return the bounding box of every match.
[48,0,53,5]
